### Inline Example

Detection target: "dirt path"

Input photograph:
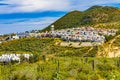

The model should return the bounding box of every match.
[103,35,120,57]
[58,42,101,47]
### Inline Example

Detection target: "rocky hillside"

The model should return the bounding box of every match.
[97,31,120,57]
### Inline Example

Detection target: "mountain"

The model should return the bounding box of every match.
[43,6,120,31]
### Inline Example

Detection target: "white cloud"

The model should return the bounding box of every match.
[1,0,120,34]
[0,0,70,13]
[0,0,119,14]
[0,0,120,13]
[0,17,59,34]
[69,0,120,11]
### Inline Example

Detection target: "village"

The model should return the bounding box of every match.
[0,25,118,63]
[1,25,117,43]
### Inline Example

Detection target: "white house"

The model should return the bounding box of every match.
[0,54,33,63]
[12,35,19,39]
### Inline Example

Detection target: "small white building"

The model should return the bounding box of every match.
[0,53,33,63]
[12,35,19,39]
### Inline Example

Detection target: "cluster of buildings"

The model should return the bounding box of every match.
[0,26,117,63]
[51,26,116,43]
[5,33,30,41]
[4,25,117,43]
[0,54,33,63]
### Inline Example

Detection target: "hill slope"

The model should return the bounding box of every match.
[43,6,120,31]
[0,38,98,57]
[1,37,120,57]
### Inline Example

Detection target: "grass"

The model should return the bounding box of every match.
[0,37,120,80]
[0,38,98,57]
[1,57,120,80]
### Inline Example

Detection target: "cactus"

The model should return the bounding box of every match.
[91,60,95,71]
[116,57,120,67]
[42,55,46,62]
[79,42,82,45]
[84,57,88,64]
[57,60,60,72]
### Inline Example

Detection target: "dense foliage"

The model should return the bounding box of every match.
[0,37,120,80]
[0,38,97,57]
[1,57,120,80]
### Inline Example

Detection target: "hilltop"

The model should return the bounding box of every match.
[43,6,120,31]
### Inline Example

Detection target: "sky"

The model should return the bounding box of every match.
[0,0,120,34]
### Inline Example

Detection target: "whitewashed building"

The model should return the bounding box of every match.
[0,54,33,63]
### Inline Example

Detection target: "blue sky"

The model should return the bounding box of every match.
[0,0,120,34]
